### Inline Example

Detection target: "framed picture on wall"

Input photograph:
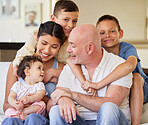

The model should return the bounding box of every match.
[25,2,42,27]
[0,0,19,19]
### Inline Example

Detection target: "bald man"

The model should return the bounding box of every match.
[49,24,133,125]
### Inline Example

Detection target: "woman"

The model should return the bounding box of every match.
[2,21,65,125]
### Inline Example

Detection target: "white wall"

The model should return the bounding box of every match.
[0,0,147,42]
[73,0,147,41]
[0,0,51,42]
[137,49,148,68]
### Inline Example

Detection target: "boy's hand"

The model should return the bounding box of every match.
[81,80,90,91]
[87,88,97,97]
[81,80,97,97]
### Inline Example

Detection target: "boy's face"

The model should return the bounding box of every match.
[96,20,123,49]
[51,10,79,38]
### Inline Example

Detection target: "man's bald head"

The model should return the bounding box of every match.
[69,24,101,48]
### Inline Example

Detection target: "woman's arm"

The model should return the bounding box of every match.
[3,62,18,112]
[8,91,18,108]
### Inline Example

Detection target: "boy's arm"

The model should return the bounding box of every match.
[67,55,137,90]
[66,57,86,83]
[13,31,37,67]
[96,55,137,88]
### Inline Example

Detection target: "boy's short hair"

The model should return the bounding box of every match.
[53,0,79,17]
[37,21,65,46]
[96,14,121,31]
[17,55,42,80]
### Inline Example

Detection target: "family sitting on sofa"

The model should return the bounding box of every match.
[2,0,148,125]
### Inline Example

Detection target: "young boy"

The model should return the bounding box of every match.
[13,0,79,82]
[66,15,148,125]
[96,15,148,125]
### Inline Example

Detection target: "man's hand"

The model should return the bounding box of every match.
[51,87,72,102]
[58,97,80,123]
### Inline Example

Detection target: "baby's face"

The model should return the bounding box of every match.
[29,61,44,83]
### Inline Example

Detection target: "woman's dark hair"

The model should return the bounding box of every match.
[37,21,65,46]
[53,0,79,17]
[96,14,121,31]
[17,55,42,80]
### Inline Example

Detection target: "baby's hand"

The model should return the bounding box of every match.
[18,96,29,104]
[16,100,24,112]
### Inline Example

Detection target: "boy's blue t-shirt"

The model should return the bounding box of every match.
[119,42,148,81]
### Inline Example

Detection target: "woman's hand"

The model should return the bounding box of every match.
[43,68,61,83]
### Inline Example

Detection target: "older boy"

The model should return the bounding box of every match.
[96,15,148,125]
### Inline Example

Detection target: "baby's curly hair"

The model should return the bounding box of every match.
[17,55,42,80]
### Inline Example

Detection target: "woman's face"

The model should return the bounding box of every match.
[36,34,61,62]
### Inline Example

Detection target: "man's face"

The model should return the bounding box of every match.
[96,20,123,49]
[67,33,87,64]
[53,10,79,38]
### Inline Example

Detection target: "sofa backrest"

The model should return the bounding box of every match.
[0,62,11,114]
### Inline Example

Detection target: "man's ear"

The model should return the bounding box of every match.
[24,67,30,76]
[51,15,56,22]
[119,29,124,39]
[86,43,94,55]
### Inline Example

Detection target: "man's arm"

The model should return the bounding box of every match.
[71,85,129,112]
[52,84,129,113]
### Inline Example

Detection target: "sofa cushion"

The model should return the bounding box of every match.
[0,62,11,114]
